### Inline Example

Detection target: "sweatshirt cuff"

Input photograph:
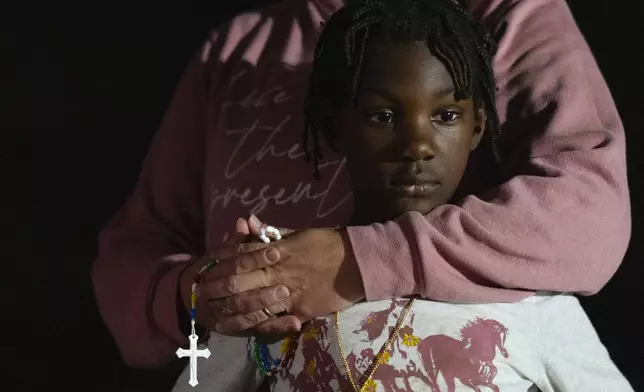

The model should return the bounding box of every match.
[150,261,192,349]
[346,214,422,301]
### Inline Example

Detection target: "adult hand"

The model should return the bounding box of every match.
[208,216,366,335]
[178,218,292,334]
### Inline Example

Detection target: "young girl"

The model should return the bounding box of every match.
[173,0,632,390]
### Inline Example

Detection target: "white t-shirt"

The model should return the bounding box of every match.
[172,293,633,392]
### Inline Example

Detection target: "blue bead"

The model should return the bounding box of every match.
[273,358,281,366]
[190,309,196,319]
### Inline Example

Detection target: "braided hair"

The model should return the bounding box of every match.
[303,0,501,179]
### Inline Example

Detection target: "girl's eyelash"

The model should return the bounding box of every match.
[364,108,463,124]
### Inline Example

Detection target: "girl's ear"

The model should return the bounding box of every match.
[470,106,487,151]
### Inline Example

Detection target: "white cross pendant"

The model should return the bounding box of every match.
[176,333,211,387]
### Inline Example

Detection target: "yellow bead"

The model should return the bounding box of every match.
[191,293,197,306]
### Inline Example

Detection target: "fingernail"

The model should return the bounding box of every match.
[236,218,244,224]
[276,286,289,299]
[265,248,279,264]
[287,323,301,332]
[249,214,261,228]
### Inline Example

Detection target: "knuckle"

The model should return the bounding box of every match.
[258,291,273,307]
[243,311,262,326]
[261,268,278,286]
[236,255,257,274]
[271,268,283,285]
[250,254,262,269]
[229,295,244,312]
[234,255,247,273]
[278,299,292,313]
[224,276,238,294]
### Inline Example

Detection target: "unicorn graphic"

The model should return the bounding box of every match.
[418,318,509,392]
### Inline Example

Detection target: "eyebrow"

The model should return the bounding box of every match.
[358,86,456,101]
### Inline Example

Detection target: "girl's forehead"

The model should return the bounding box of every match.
[360,42,455,89]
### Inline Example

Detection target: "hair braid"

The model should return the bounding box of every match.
[303,0,502,178]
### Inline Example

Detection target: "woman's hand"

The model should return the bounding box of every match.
[205,216,366,335]
[178,218,293,335]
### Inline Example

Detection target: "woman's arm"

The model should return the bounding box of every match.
[203,0,630,335]
[91,40,212,368]
[348,0,630,302]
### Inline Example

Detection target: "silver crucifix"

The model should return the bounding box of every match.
[176,332,211,387]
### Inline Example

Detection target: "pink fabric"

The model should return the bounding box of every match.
[348,0,630,302]
[91,0,630,368]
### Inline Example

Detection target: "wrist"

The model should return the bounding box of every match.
[177,257,208,337]
[335,227,366,303]
[178,259,198,312]
[177,261,194,331]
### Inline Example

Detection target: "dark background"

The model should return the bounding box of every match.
[4,1,643,390]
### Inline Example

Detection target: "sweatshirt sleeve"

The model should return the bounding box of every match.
[91,38,214,368]
[346,0,630,303]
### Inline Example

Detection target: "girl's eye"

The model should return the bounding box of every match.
[434,110,461,124]
[368,111,394,124]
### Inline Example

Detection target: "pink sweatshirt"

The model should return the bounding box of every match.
[91,0,630,368]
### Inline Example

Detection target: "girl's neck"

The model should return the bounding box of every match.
[349,201,389,226]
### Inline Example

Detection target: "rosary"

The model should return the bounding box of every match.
[176,225,297,387]
[174,258,217,387]
[176,224,414,390]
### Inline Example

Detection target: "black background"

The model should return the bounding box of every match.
[4,1,643,390]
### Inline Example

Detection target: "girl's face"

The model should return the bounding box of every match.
[330,41,486,223]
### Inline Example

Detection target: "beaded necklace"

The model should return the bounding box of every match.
[252,333,300,377]
[175,259,218,387]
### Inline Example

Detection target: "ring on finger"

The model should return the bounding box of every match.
[261,307,275,318]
